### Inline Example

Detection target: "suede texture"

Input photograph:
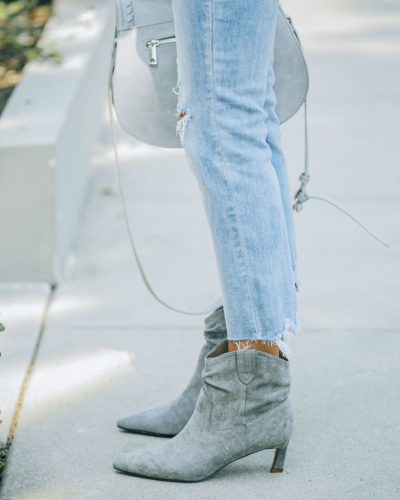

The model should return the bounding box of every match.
[113,339,293,482]
[117,307,227,436]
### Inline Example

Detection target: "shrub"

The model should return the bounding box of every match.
[0,0,57,114]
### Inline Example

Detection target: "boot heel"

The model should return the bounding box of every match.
[270,440,289,473]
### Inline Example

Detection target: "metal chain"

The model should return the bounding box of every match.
[293,99,390,248]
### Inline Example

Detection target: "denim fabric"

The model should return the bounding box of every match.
[171,0,300,345]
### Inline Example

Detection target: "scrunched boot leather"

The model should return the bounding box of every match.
[113,339,293,482]
[117,306,227,436]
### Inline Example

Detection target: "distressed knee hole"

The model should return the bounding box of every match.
[176,108,191,145]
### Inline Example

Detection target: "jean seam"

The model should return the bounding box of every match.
[209,0,260,339]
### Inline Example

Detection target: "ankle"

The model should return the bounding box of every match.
[228,340,279,357]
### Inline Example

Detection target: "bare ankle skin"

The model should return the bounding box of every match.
[228,340,279,357]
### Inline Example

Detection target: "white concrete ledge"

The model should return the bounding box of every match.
[0,0,115,283]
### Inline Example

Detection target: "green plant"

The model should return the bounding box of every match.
[0,322,5,477]
[0,0,57,114]
[0,447,7,474]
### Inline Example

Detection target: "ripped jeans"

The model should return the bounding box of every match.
[171,0,300,353]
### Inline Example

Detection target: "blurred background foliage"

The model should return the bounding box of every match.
[0,0,58,114]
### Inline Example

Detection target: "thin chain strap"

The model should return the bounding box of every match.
[293,98,390,248]
[108,88,223,315]
[108,90,390,316]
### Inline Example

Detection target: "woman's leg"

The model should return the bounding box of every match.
[173,0,300,353]
[113,3,297,478]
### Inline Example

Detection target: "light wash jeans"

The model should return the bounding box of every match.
[171,0,300,350]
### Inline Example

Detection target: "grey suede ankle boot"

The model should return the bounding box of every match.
[113,339,293,482]
[116,306,226,437]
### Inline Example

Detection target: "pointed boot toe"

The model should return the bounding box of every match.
[116,307,226,437]
[113,444,183,481]
[116,401,189,437]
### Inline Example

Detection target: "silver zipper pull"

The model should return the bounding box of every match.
[146,40,160,66]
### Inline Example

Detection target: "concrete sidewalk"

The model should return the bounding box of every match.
[1,0,400,498]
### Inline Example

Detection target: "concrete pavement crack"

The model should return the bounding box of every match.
[0,284,57,486]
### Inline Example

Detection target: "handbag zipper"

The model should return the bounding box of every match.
[146,35,176,66]
[279,4,301,43]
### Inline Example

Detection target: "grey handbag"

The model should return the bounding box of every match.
[109,0,389,316]
[111,0,309,148]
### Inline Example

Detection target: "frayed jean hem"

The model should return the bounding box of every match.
[228,314,301,360]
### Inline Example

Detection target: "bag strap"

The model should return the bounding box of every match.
[108,83,390,315]
[108,88,223,315]
[293,98,390,248]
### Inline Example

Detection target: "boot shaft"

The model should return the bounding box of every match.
[203,306,226,345]
[195,340,292,432]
